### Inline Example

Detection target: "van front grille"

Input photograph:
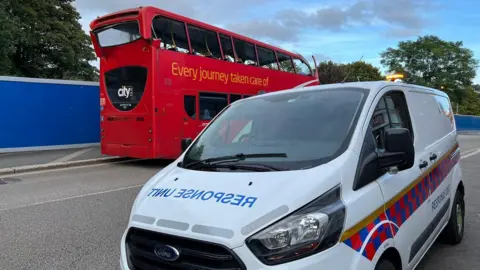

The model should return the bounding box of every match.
[125,227,246,270]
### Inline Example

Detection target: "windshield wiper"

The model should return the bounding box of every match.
[183,153,287,169]
[199,162,285,171]
[192,163,283,172]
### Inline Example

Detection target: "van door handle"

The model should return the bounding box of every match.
[419,160,428,169]
[429,153,437,161]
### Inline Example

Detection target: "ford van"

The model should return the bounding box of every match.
[120,81,465,270]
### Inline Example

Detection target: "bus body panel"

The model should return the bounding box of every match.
[91,6,319,159]
[100,38,155,158]
[152,50,317,158]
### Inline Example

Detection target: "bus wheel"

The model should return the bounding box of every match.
[375,259,396,270]
[440,187,465,245]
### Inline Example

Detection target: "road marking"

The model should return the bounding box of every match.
[461,148,480,159]
[1,158,146,177]
[48,148,94,164]
[461,148,478,156]
[0,184,144,212]
[2,159,148,177]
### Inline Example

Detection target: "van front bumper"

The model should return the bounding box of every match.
[119,226,374,270]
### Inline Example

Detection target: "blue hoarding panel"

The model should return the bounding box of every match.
[454,115,480,131]
[2,75,480,153]
[0,77,100,150]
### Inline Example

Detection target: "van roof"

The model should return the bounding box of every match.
[245,80,449,101]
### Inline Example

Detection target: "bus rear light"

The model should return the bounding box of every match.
[149,129,152,133]
[149,139,152,142]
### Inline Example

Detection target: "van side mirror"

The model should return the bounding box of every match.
[378,128,415,171]
[181,138,193,152]
[353,127,415,191]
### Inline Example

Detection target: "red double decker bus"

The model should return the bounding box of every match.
[89,6,319,159]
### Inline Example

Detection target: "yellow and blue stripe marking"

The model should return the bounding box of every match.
[341,143,460,260]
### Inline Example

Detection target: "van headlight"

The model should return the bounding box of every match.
[246,185,345,265]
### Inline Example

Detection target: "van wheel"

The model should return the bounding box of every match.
[440,188,465,245]
[375,259,396,270]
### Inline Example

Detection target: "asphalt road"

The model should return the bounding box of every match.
[0,146,109,169]
[0,136,479,270]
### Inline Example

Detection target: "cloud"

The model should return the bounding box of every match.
[74,0,440,72]
[227,0,435,42]
[74,0,273,26]
[226,20,300,42]
[314,53,332,62]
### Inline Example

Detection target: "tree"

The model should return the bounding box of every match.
[473,84,480,93]
[279,61,302,74]
[317,61,347,84]
[1,0,98,81]
[316,60,383,84]
[380,35,479,104]
[0,0,17,75]
[343,61,384,82]
[458,87,480,115]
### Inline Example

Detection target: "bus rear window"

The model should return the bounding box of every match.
[95,21,141,48]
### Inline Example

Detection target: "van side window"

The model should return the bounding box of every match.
[434,95,455,128]
[371,91,414,150]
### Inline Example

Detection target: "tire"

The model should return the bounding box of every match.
[375,259,396,270]
[439,187,465,245]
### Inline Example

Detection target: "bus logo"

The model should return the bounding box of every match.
[118,86,133,99]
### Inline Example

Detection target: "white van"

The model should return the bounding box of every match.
[120,81,465,270]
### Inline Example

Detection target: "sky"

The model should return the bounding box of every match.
[74,0,480,83]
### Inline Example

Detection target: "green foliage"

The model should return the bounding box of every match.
[343,61,384,82]
[0,0,17,75]
[473,84,480,92]
[279,61,302,74]
[317,60,347,84]
[316,60,383,84]
[380,35,479,104]
[457,87,480,115]
[1,0,98,81]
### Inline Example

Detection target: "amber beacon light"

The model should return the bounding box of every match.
[385,73,404,82]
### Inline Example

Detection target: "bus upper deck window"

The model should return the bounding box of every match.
[152,16,189,53]
[220,34,235,62]
[293,58,313,76]
[187,24,221,59]
[233,38,257,66]
[257,46,278,70]
[277,52,295,73]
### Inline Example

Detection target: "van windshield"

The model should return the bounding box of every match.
[182,88,368,171]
